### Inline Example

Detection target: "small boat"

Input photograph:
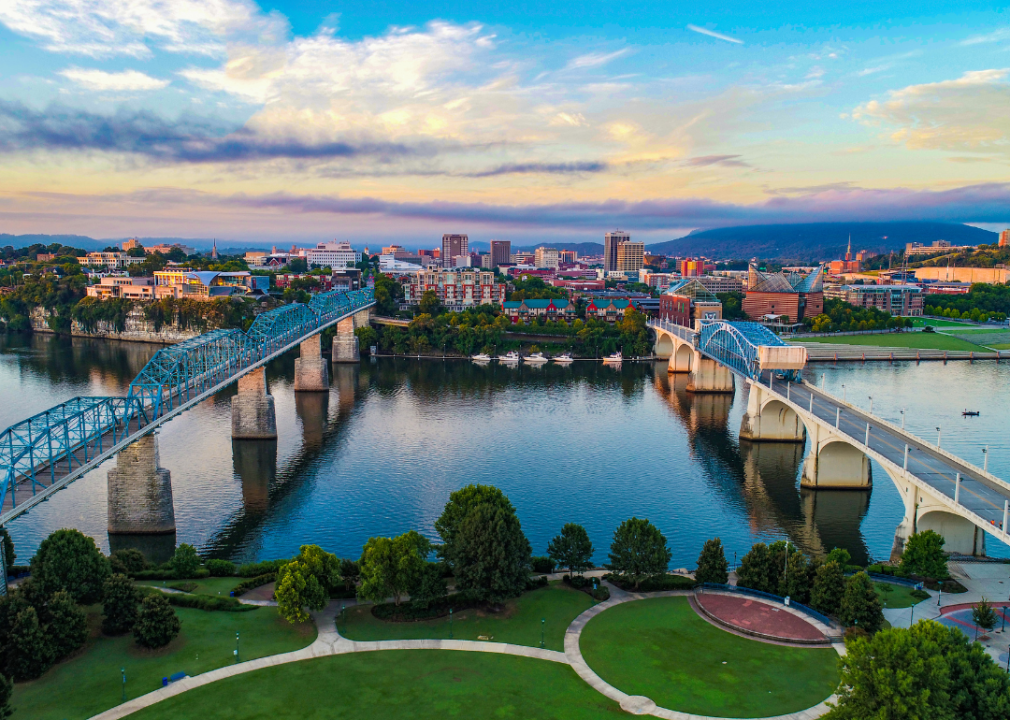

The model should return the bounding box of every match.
[524,352,548,364]
[471,353,492,362]
[963,410,981,417]
[602,351,623,365]
[553,353,574,364]
[497,351,520,363]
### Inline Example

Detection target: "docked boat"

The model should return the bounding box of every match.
[471,353,492,363]
[497,351,520,363]
[602,351,623,365]
[524,352,548,364]
[553,353,574,364]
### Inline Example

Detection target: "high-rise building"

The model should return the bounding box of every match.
[441,234,469,267]
[1000,229,1010,247]
[490,240,512,267]
[535,247,559,269]
[604,230,629,272]
[617,241,644,274]
[558,249,578,264]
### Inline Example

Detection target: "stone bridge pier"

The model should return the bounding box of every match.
[800,421,871,490]
[107,434,176,535]
[231,367,277,439]
[294,335,329,391]
[739,381,806,443]
[332,307,372,363]
[686,351,735,394]
[889,471,987,560]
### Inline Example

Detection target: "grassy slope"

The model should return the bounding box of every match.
[874,582,928,609]
[137,577,242,597]
[341,582,594,652]
[130,651,622,720]
[797,333,987,351]
[13,605,315,720]
[579,597,839,718]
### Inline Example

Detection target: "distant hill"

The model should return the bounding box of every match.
[644,222,997,262]
[0,233,108,251]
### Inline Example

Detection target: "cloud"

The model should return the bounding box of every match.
[465,161,608,177]
[58,68,170,91]
[685,154,750,167]
[961,28,1010,46]
[565,49,630,70]
[0,0,284,57]
[852,69,1010,154]
[686,25,743,45]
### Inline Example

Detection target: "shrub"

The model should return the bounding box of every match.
[232,573,276,597]
[133,595,181,648]
[31,528,110,604]
[411,563,449,610]
[526,575,549,591]
[6,607,53,680]
[371,590,483,622]
[168,582,198,593]
[102,573,140,635]
[910,588,930,601]
[237,559,288,577]
[531,556,555,574]
[47,589,88,659]
[568,575,589,589]
[109,548,149,575]
[206,559,236,577]
[169,544,202,578]
[0,671,12,720]
[592,586,610,602]
[160,592,252,613]
[605,573,695,592]
[131,568,210,581]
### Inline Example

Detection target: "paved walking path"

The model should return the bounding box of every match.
[90,585,839,720]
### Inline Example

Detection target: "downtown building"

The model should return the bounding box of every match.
[403,268,506,311]
[490,240,512,268]
[305,241,361,269]
[441,234,469,267]
[604,230,645,274]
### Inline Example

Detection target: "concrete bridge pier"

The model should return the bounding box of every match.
[107,434,176,535]
[686,350,734,393]
[294,335,329,391]
[231,367,277,439]
[889,475,986,560]
[331,316,359,363]
[739,381,806,442]
[800,422,871,489]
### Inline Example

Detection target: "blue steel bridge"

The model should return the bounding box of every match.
[0,288,374,526]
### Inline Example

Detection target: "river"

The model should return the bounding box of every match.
[2,332,1007,567]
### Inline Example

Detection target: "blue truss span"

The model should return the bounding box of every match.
[649,318,798,381]
[0,288,373,521]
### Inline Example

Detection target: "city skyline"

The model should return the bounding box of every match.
[1,2,1009,243]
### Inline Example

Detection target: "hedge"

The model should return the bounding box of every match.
[138,586,254,613]
[604,573,696,592]
[372,590,484,622]
[132,568,211,581]
[237,559,288,577]
[231,573,275,597]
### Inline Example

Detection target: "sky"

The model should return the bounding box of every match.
[0,1,1008,247]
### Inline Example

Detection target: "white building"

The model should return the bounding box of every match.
[535,247,559,269]
[80,252,145,269]
[305,241,361,269]
[378,255,424,274]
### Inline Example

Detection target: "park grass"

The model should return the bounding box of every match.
[912,318,975,328]
[12,604,315,720]
[341,581,593,652]
[797,333,987,351]
[579,597,839,718]
[136,577,242,597]
[874,582,927,609]
[129,650,622,720]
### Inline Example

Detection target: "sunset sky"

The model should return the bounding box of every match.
[1,1,1008,246]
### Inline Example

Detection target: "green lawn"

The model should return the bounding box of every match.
[12,605,315,720]
[798,333,987,351]
[912,318,975,328]
[874,582,928,609]
[579,597,839,718]
[137,577,242,597]
[341,582,594,652]
[130,651,622,720]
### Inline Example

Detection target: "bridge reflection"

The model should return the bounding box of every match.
[653,373,872,565]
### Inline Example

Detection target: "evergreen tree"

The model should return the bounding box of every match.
[0,672,12,720]
[779,552,812,604]
[0,527,15,571]
[47,589,88,659]
[606,517,672,590]
[694,538,729,585]
[547,523,595,576]
[736,543,774,593]
[972,598,998,638]
[825,547,851,567]
[900,530,948,579]
[435,484,515,555]
[133,595,181,649]
[838,572,884,633]
[766,540,794,592]
[359,531,430,606]
[810,561,846,616]
[31,528,110,604]
[102,573,140,635]
[452,503,532,604]
[109,548,148,575]
[169,543,201,578]
[6,607,53,680]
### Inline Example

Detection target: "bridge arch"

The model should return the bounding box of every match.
[655,332,674,359]
[801,438,871,489]
[671,343,694,373]
[918,509,987,557]
[740,382,806,443]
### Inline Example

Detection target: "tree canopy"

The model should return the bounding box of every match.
[694,538,729,585]
[547,523,594,576]
[30,528,110,604]
[900,530,948,579]
[359,531,430,606]
[451,503,532,604]
[606,517,672,590]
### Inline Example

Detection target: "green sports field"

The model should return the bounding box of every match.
[796,333,987,351]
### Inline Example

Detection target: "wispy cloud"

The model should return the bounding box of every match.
[565,49,630,70]
[686,24,743,45]
[685,154,750,168]
[58,68,170,91]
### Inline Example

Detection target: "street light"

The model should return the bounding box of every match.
[900,408,906,430]
[541,618,545,649]
[868,395,873,414]
[235,632,240,664]
[449,608,453,639]
[121,667,127,703]
[983,446,989,473]
[936,425,942,448]
[842,384,847,402]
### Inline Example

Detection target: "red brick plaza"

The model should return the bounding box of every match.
[695,593,828,643]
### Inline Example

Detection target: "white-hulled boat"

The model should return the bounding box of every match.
[602,351,623,365]
[553,353,574,364]
[497,351,520,363]
[471,353,492,362]
[524,352,548,364]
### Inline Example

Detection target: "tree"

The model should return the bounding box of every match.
[825,547,851,567]
[810,561,846,616]
[47,589,88,659]
[292,545,341,595]
[452,503,532,604]
[435,484,515,553]
[109,548,148,575]
[547,524,594,576]
[419,289,442,316]
[102,573,140,635]
[359,531,430,606]
[6,607,53,680]
[780,552,812,604]
[133,594,181,649]
[694,538,729,585]
[170,543,201,578]
[411,562,448,610]
[900,530,948,579]
[31,528,110,604]
[972,598,998,638]
[838,572,884,633]
[0,527,14,571]
[606,517,672,590]
[275,561,325,624]
[339,558,360,591]
[0,672,12,720]
[736,543,774,594]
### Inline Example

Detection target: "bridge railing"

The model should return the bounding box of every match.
[649,318,698,345]
[1,288,374,517]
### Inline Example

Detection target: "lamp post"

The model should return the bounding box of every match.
[121,667,126,703]
[842,384,847,402]
[449,608,453,639]
[868,396,873,414]
[341,604,345,635]
[936,425,942,448]
[541,618,545,649]
[900,408,906,429]
[983,446,989,473]
[235,632,240,664]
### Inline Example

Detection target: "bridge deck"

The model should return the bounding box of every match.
[767,376,1010,531]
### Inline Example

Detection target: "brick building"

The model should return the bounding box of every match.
[403,268,506,311]
[742,265,824,323]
